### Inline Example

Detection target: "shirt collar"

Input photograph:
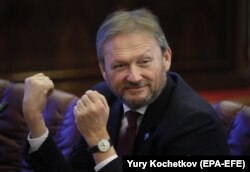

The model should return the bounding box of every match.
[123,103,147,115]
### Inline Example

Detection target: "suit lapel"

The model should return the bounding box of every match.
[134,74,175,154]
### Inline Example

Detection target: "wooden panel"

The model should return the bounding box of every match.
[135,0,232,71]
[0,0,249,96]
[133,0,250,90]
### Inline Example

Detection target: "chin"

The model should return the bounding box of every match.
[127,93,147,100]
[123,95,151,108]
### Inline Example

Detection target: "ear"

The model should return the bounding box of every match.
[99,63,107,80]
[163,47,172,71]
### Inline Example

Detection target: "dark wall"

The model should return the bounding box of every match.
[0,0,249,96]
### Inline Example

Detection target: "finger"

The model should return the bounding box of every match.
[80,94,92,106]
[46,79,54,89]
[36,76,51,83]
[40,77,54,97]
[85,90,103,104]
[73,106,80,118]
[47,87,54,97]
[76,98,86,110]
[33,73,45,77]
[31,75,54,97]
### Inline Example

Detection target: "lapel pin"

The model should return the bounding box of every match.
[144,132,149,141]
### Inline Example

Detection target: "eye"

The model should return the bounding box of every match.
[139,58,151,66]
[142,59,150,64]
[113,64,126,70]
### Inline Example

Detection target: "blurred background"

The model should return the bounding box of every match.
[0,0,249,102]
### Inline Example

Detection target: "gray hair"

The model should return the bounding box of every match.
[96,8,169,64]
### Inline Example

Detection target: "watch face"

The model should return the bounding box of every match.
[98,139,110,152]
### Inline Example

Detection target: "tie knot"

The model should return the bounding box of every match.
[125,111,141,128]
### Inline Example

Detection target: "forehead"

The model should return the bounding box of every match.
[103,31,159,59]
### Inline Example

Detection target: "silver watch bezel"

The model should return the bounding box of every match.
[97,139,111,152]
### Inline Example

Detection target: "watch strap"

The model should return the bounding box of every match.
[87,139,112,153]
[88,145,100,153]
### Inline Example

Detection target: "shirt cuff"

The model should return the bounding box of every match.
[27,128,49,153]
[94,154,118,171]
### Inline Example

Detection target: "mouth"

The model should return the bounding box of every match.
[123,81,149,94]
[125,86,146,94]
[126,86,144,89]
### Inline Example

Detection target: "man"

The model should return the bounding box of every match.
[23,8,230,172]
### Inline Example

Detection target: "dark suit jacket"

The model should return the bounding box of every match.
[24,72,230,172]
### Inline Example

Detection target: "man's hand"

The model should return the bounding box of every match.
[74,90,117,164]
[74,90,110,146]
[22,73,54,138]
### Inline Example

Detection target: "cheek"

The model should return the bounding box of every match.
[149,65,166,86]
[107,72,126,89]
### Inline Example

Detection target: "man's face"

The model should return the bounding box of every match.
[100,31,171,109]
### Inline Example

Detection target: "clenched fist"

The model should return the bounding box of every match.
[22,73,54,138]
[74,90,110,147]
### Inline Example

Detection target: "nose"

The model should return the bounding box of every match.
[127,65,142,83]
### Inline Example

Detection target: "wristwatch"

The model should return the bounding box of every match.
[88,139,112,153]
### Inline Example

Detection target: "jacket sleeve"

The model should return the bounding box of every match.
[23,135,77,172]
[23,135,123,172]
[69,137,123,172]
